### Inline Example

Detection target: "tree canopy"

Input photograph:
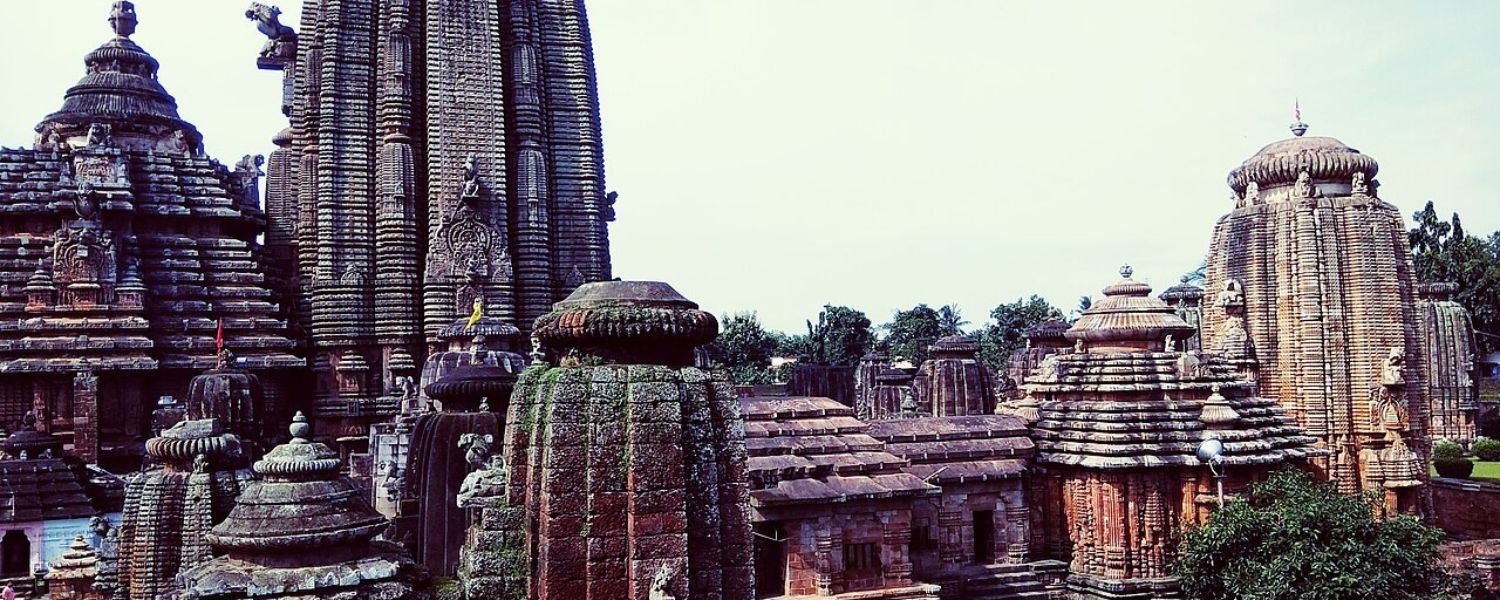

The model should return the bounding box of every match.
[882,304,944,365]
[977,295,1064,369]
[701,311,779,384]
[1172,469,1464,600]
[799,304,874,366]
[937,304,969,336]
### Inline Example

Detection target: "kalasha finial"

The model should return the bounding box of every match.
[109,1,138,38]
[289,411,310,442]
[1119,264,1134,279]
[1290,99,1309,137]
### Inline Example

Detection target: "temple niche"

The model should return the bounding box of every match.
[0,1,301,469]
[255,0,615,438]
[1024,268,1322,600]
[1203,116,1431,512]
[1416,282,1480,444]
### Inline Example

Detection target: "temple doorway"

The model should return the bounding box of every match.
[753,522,786,598]
[1,530,28,577]
[973,510,995,564]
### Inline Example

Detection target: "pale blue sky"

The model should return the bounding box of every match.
[2,1,1497,333]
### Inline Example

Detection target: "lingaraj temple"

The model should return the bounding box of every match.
[0,1,1489,599]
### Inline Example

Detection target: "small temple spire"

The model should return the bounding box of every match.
[1119,264,1133,279]
[1290,99,1309,137]
[108,1,138,38]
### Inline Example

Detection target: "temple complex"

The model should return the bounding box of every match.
[1025,268,1323,599]
[1416,282,1480,444]
[0,1,1493,598]
[1202,116,1432,510]
[255,0,615,437]
[0,1,300,469]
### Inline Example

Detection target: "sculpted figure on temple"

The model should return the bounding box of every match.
[1382,347,1406,387]
[1352,171,1369,196]
[604,190,619,221]
[86,123,112,147]
[234,154,264,206]
[1244,181,1260,205]
[462,154,481,198]
[650,564,680,600]
[73,184,99,221]
[458,432,493,469]
[246,3,297,63]
[1215,279,1245,309]
[1293,170,1313,198]
[456,451,507,507]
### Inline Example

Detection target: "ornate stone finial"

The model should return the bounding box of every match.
[109,1,138,38]
[288,411,310,442]
[1119,264,1133,279]
[1290,100,1308,137]
[1200,383,1241,429]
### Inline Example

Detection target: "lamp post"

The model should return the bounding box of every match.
[1197,438,1226,507]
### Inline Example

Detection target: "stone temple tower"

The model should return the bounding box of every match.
[254,0,614,434]
[1202,114,1429,512]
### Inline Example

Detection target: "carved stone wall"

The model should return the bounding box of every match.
[280,0,614,432]
[1203,126,1431,511]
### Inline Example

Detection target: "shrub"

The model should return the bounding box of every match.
[1173,469,1455,600]
[1472,437,1500,462]
[1433,439,1466,460]
[1434,455,1475,479]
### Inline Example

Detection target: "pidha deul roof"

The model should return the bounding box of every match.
[0,1,299,374]
[1026,267,1323,469]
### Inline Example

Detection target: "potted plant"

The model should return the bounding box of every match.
[1433,439,1473,479]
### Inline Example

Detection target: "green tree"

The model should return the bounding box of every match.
[702,312,778,384]
[1184,257,1208,286]
[882,304,944,365]
[1075,295,1093,319]
[1173,469,1463,600]
[977,295,1064,369]
[1409,201,1500,353]
[937,304,969,336]
[789,305,873,366]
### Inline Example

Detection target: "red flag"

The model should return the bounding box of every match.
[215,318,224,354]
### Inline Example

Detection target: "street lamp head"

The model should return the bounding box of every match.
[1197,438,1225,465]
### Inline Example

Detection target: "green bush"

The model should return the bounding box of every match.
[1434,455,1475,479]
[1472,437,1500,462]
[1433,439,1466,460]
[1173,469,1459,600]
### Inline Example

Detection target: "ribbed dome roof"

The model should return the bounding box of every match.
[38,2,200,144]
[1024,319,1070,341]
[1159,277,1204,302]
[1226,124,1379,194]
[209,413,388,555]
[1066,266,1197,348]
